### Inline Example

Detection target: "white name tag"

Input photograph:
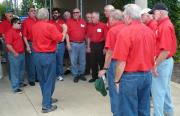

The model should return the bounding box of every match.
[81,24,85,27]
[97,28,102,32]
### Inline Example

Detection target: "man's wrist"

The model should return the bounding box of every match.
[102,67,108,70]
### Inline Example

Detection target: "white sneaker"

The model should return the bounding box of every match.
[57,76,64,81]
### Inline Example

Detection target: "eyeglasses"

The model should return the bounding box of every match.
[73,12,80,14]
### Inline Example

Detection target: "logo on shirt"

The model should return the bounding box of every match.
[81,24,85,28]
[97,28,102,33]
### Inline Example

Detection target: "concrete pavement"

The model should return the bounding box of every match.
[0,75,180,116]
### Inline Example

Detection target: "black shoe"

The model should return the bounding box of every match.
[64,69,71,75]
[73,77,79,83]
[79,74,87,81]
[29,82,35,86]
[14,89,23,94]
[35,79,39,82]
[42,105,57,113]
[88,78,96,83]
[52,98,58,103]
[20,83,27,87]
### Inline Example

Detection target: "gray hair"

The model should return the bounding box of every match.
[104,4,115,11]
[92,12,100,20]
[109,9,123,20]
[37,8,49,20]
[124,4,142,19]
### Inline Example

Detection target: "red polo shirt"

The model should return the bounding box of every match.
[32,21,63,52]
[89,22,107,43]
[22,17,37,41]
[86,22,93,38]
[146,19,158,32]
[0,19,12,36]
[113,20,156,72]
[156,17,177,58]
[105,21,125,51]
[5,28,24,53]
[66,18,86,42]
[49,19,65,33]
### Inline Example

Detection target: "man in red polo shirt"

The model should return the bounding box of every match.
[49,8,65,81]
[5,17,25,93]
[140,8,158,32]
[87,12,107,83]
[66,8,87,83]
[98,9,125,116]
[112,4,155,115]
[149,3,177,116]
[1,10,13,38]
[85,12,92,75]
[32,8,67,113]
[22,6,37,86]
[104,5,115,30]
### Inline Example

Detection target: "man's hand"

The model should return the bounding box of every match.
[26,46,31,53]
[67,44,71,51]
[152,66,159,77]
[98,69,106,77]
[86,47,91,53]
[115,83,119,93]
[14,52,19,57]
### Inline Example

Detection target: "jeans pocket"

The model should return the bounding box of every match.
[120,78,138,96]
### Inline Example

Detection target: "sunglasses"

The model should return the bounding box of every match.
[17,22,21,25]
[73,12,80,14]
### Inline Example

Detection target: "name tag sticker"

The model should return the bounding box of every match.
[97,29,102,32]
[81,24,85,27]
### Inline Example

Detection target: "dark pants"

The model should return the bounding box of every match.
[85,52,91,74]
[90,41,105,79]
[34,52,56,109]
[118,71,152,116]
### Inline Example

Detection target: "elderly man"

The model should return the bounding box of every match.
[150,3,177,116]
[98,9,125,116]
[140,8,158,32]
[66,8,87,83]
[85,12,92,75]
[63,11,71,22]
[32,8,67,113]
[104,4,115,29]
[49,8,65,81]
[22,6,37,86]
[87,12,107,83]
[113,4,155,115]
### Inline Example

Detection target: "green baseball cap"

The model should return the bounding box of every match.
[95,78,107,96]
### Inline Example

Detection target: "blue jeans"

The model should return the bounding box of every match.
[8,53,25,91]
[118,71,152,116]
[107,60,119,116]
[69,42,86,77]
[56,42,65,77]
[34,52,56,109]
[151,57,174,116]
[25,42,36,82]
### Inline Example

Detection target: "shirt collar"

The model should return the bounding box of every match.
[158,17,169,26]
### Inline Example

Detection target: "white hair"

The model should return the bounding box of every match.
[104,4,115,11]
[124,4,142,19]
[37,8,49,20]
[92,12,100,20]
[109,9,123,20]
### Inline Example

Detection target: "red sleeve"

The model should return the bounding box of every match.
[105,30,113,50]
[22,20,28,37]
[112,30,131,61]
[48,24,63,42]
[159,25,173,51]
